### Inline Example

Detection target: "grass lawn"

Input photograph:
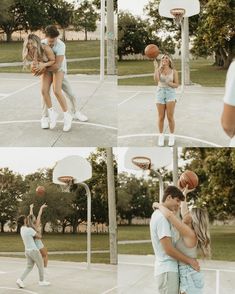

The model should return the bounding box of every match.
[118,225,235,261]
[118,59,227,87]
[0,40,101,63]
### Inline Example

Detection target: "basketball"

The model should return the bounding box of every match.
[145,44,160,59]
[36,186,45,196]
[179,170,199,190]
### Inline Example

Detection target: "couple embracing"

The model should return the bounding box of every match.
[22,25,88,132]
[150,185,211,294]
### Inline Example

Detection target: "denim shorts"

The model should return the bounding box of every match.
[34,239,44,250]
[156,87,176,104]
[179,264,204,294]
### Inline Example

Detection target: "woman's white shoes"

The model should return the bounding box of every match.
[168,134,175,146]
[158,134,165,146]
[48,108,58,129]
[42,110,73,131]
[63,112,73,132]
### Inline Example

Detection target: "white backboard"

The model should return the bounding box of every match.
[53,155,92,185]
[159,0,200,18]
[124,147,172,171]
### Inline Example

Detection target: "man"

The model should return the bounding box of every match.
[16,215,50,288]
[150,186,200,294]
[40,25,88,130]
[221,60,235,146]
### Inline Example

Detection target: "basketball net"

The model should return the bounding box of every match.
[132,156,152,176]
[170,8,185,26]
[58,176,74,192]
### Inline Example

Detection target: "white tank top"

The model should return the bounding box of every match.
[158,69,174,88]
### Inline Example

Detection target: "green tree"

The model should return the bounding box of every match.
[73,0,99,41]
[92,0,118,12]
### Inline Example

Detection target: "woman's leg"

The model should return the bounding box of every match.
[41,72,53,109]
[53,71,68,112]
[166,101,176,133]
[156,103,166,133]
[40,247,48,268]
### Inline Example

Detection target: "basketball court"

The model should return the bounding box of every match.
[0,73,117,147]
[118,85,228,147]
[118,254,235,294]
[0,257,117,294]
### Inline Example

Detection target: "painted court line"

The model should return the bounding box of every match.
[118,92,140,106]
[118,133,222,147]
[101,286,118,294]
[0,288,38,294]
[0,120,117,131]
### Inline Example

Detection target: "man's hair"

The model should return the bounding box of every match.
[45,25,60,38]
[17,215,26,227]
[162,185,185,202]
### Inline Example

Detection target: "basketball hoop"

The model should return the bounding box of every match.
[58,176,74,192]
[170,8,185,25]
[132,156,152,171]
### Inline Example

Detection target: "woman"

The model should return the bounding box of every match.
[154,55,179,147]
[22,34,72,131]
[28,203,49,277]
[153,186,211,294]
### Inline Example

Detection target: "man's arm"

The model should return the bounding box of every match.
[221,103,235,138]
[160,237,200,271]
[47,55,64,72]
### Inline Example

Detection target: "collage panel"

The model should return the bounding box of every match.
[118,0,235,148]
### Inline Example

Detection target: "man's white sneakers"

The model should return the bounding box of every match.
[39,280,51,286]
[158,134,165,147]
[63,111,73,132]
[16,278,24,288]
[73,111,88,122]
[168,134,175,146]
[41,117,49,129]
[48,108,58,129]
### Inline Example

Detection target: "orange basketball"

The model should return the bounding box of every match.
[36,186,45,196]
[179,170,199,190]
[145,44,160,59]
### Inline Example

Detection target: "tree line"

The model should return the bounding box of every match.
[118,0,235,68]
[0,149,118,234]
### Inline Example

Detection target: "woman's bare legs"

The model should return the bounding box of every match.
[41,72,53,108]
[157,103,166,133]
[166,101,176,133]
[40,247,48,268]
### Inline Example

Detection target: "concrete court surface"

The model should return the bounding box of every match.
[0,257,117,294]
[0,73,117,147]
[118,85,229,147]
[118,254,235,294]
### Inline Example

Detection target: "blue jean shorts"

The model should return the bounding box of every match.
[34,239,44,250]
[156,87,176,104]
[179,264,204,294]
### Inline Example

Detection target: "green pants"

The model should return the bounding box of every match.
[20,249,44,282]
[157,272,179,294]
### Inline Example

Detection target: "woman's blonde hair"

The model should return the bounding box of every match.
[22,34,44,68]
[191,208,211,259]
[159,54,174,70]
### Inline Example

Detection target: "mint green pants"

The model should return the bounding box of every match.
[157,272,179,294]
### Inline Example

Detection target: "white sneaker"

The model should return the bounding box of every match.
[63,112,73,132]
[158,134,164,146]
[39,280,50,286]
[74,111,88,122]
[16,278,24,288]
[41,116,49,129]
[48,108,58,129]
[168,134,175,146]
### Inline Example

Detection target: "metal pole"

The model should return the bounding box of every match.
[172,147,178,186]
[79,182,91,269]
[106,147,117,265]
[156,171,164,203]
[181,19,185,93]
[106,0,115,75]
[100,0,106,80]
[184,17,191,85]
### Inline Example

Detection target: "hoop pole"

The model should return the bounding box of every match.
[173,147,178,186]
[181,19,185,93]
[156,171,164,203]
[100,0,105,81]
[79,182,91,269]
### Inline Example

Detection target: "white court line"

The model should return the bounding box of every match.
[0,120,117,131]
[0,288,38,294]
[118,89,224,95]
[118,133,222,147]
[0,271,6,274]
[0,81,40,102]
[118,92,140,106]
[101,286,118,294]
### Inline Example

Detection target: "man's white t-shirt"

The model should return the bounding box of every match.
[20,226,38,251]
[150,210,178,276]
[41,38,67,73]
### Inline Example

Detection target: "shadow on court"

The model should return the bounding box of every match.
[0,74,117,147]
[118,85,228,147]
[0,257,117,294]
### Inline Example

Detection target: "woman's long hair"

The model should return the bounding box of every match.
[159,54,174,71]
[22,34,44,68]
[191,208,211,259]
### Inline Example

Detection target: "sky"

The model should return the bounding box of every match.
[118,0,149,16]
